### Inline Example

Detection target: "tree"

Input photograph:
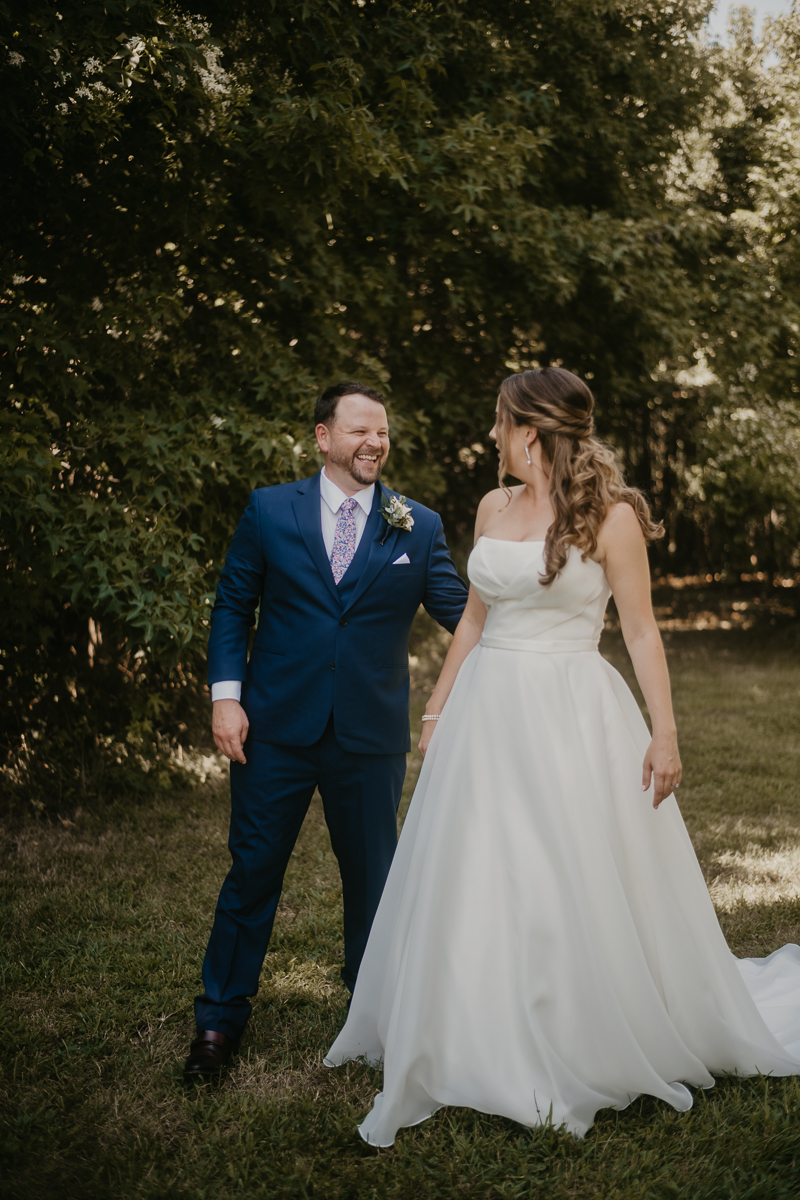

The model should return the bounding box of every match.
[662,5,800,576]
[2,0,730,807]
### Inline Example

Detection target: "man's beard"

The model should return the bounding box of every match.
[329,445,385,486]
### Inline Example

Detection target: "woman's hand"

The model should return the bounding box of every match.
[642,732,682,809]
[415,584,487,760]
[598,504,682,813]
[418,716,438,758]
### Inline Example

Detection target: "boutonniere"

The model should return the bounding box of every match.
[379,493,414,544]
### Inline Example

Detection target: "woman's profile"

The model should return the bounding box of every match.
[326,366,800,1146]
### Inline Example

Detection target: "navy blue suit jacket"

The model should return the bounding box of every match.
[207,473,468,755]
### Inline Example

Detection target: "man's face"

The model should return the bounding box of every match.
[315,394,390,487]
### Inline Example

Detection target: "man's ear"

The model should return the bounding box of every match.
[315,422,330,453]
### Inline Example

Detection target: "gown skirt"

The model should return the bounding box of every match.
[325,538,800,1145]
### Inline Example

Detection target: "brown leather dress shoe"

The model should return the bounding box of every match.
[183,1030,237,1084]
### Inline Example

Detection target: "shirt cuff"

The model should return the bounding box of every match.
[211,680,242,702]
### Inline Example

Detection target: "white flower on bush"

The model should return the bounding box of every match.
[180,16,211,40]
[196,44,235,100]
[84,57,102,74]
[12,274,27,285]
[125,38,146,67]
[9,51,24,66]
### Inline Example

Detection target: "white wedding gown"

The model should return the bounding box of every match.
[325,537,800,1145]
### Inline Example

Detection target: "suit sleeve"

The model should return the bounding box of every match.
[207,492,266,686]
[422,517,469,635]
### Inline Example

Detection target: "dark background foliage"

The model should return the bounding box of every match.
[3,0,800,809]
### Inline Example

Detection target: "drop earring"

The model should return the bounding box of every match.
[525,442,532,466]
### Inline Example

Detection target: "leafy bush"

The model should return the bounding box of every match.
[687,399,800,576]
[4,0,800,809]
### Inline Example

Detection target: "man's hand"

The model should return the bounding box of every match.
[212,699,249,764]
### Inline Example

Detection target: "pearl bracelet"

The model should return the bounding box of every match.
[421,714,440,722]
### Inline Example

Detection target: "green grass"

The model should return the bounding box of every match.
[3,619,800,1199]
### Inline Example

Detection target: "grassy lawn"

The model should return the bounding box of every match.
[3,615,800,1199]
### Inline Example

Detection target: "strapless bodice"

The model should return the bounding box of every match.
[467,536,611,652]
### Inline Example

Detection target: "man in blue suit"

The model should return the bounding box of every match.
[184,381,468,1082]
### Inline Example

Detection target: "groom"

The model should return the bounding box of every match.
[184,381,468,1082]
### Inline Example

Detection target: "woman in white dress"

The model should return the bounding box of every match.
[326,367,800,1146]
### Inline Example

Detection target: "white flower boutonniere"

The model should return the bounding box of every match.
[380,493,414,543]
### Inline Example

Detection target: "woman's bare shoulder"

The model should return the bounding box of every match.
[477,486,518,513]
[605,499,642,529]
[599,501,646,548]
[474,487,513,540]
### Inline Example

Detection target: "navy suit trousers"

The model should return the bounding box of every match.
[194,720,406,1039]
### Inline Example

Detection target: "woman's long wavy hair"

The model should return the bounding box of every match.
[496,367,663,585]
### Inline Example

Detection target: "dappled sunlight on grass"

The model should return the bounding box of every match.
[261,957,342,1006]
[710,842,800,911]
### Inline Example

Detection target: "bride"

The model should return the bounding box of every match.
[325,367,800,1145]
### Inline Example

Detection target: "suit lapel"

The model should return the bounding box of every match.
[291,474,341,607]
[342,483,401,614]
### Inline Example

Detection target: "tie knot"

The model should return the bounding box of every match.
[341,497,358,514]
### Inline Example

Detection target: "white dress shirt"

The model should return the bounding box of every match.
[211,469,375,702]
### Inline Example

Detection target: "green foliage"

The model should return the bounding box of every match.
[4,0,800,805]
[661,7,800,571]
[1,1,314,804]
[688,400,800,575]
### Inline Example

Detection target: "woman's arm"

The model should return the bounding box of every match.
[597,503,682,808]
[418,494,502,756]
[419,584,487,756]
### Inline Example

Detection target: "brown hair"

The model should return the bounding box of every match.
[314,380,385,426]
[497,367,663,584]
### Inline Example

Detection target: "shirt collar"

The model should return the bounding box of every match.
[320,467,375,516]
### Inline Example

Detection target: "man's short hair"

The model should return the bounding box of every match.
[314,381,386,427]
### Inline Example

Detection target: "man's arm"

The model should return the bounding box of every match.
[421,517,469,634]
[208,492,266,763]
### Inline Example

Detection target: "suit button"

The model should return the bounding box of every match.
[339,618,348,627]
[330,662,336,670]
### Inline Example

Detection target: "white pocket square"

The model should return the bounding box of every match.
[392,553,411,565]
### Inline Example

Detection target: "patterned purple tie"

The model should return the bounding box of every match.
[330,497,359,584]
